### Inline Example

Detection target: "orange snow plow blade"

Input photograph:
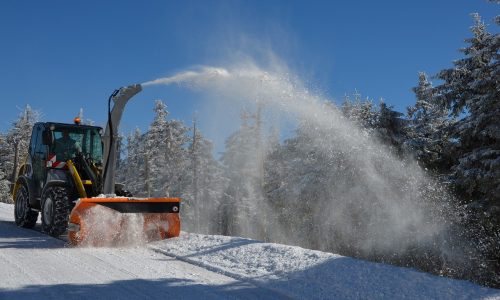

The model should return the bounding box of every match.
[68,197,180,246]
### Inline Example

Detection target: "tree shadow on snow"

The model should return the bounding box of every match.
[1,257,499,300]
[248,256,500,300]
[0,220,64,249]
[0,277,288,300]
[179,239,261,259]
[144,253,500,299]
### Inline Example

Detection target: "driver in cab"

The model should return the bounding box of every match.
[54,129,78,161]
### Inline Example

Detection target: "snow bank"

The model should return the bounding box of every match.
[1,202,498,299]
[151,232,500,300]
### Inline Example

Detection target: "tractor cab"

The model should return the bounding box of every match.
[40,122,105,200]
[43,123,103,165]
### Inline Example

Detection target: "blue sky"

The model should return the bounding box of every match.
[0,1,498,142]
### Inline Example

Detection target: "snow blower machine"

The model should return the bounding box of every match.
[12,84,180,246]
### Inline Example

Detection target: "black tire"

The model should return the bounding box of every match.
[41,186,71,237]
[14,183,38,228]
[116,189,133,197]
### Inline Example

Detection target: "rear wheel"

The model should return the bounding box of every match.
[41,186,71,237]
[14,183,38,228]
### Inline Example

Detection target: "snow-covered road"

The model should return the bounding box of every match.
[0,202,499,300]
[0,203,287,300]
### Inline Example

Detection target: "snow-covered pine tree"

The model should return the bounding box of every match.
[264,102,380,253]
[145,100,169,197]
[435,13,499,287]
[0,133,12,203]
[145,100,189,198]
[0,168,11,203]
[6,105,40,184]
[374,100,409,155]
[0,105,40,203]
[263,119,326,248]
[119,128,148,196]
[162,117,190,197]
[219,109,265,239]
[406,72,454,172]
[219,111,254,236]
[341,91,378,131]
[181,119,225,234]
[436,14,499,210]
[0,133,11,203]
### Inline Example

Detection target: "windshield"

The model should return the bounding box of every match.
[50,126,103,163]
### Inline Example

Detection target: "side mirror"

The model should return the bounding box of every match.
[42,130,53,146]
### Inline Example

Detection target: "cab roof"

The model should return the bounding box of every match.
[36,122,103,131]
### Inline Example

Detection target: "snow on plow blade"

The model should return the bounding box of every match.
[68,197,180,246]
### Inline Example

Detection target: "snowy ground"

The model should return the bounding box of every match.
[0,203,499,300]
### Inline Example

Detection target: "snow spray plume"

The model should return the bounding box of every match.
[76,206,169,247]
[142,67,230,87]
[142,62,467,269]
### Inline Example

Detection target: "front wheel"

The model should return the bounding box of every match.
[41,186,71,237]
[116,189,133,197]
[14,183,38,228]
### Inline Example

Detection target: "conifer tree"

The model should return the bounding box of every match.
[406,72,454,172]
[120,128,147,196]
[436,14,499,209]
[181,120,225,233]
[0,168,10,203]
[219,110,265,238]
[341,92,378,131]
[0,134,11,203]
[6,105,40,183]
[435,13,500,286]
[375,100,408,154]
